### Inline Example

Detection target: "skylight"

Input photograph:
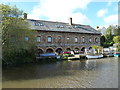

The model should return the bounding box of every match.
[34,22,44,26]
[56,25,64,28]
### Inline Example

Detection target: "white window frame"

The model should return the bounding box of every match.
[48,36,52,42]
[75,37,78,42]
[67,37,70,40]
[36,36,41,42]
[82,37,85,43]
[89,37,92,43]
[95,37,98,43]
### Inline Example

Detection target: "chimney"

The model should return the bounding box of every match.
[69,17,72,25]
[96,26,99,30]
[24,13,27,19]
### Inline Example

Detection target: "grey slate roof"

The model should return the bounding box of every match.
[27,19,101,35]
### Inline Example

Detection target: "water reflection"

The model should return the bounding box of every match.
[2,57,118,88]
[85,60,96,70]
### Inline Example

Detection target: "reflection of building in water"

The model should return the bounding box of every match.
[85,60,96,69]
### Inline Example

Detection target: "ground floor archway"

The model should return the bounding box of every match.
[81,47,85,52]
[55,48,63,54]
[37,49,44,54]
[46,48,54,53]
[66,48,71,51]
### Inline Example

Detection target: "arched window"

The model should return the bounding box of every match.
[95,37,98,43]
[82,37,85,43]
[47,36,52,42]
[67,37,70,40]
[36,36,41,42]
[75,37,78,42]
[89,37,92,43]
[57,36,61,40]
[57,36,62,43]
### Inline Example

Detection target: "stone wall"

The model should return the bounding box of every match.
[36,31,100,53]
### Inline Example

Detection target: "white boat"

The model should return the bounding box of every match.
[86,54,103,59]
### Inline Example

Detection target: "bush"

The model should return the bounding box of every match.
[2,49,35,66]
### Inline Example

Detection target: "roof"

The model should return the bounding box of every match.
[27,19,101,35]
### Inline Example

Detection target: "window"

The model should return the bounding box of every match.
[48,36,52,42]
[58,36,61,40]
[95,37,98,43]
[89,37,92,43]
[25,36,28,41]
[75,37,78,42]
[36,36,41,42]
[82,37,85,43]
[67,37,70,40]
[56,25,64,28]
[34,22,44,26]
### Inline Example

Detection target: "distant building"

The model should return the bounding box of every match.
[97,25,118,36]
[96,26,106,35]
[26,15,101,54]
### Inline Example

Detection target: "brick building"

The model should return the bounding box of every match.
[27,18,101,54]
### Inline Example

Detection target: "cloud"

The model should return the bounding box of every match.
[97,9,108,17]
[104,14,118,25]
[28,0,92,24]
[71,13,91,24]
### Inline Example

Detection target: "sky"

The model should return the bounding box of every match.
[1,0,118,29]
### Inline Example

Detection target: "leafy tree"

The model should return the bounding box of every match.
[105,26,113,40]
[102,25,114,48]
[92,45,102,54]
[113,36,120,43]
[1,4,36,65]
[100,35,105,46]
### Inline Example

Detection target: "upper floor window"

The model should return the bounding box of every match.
[48,36,52,42]
[82,37,85,43]
[25,36,29,41]
[89,37,92,43]
[67,37,70,40]
[95,37,98,43]
[75,37,78,42]
[36,36,41,42]
[57,36,61,40]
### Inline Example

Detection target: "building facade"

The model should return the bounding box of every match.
[27,18,101,54]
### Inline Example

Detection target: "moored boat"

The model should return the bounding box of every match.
[86,54,103,59]
[114,52,120,57]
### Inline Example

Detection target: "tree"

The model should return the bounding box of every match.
[100,35,105,46]
[113,36,120,43]
[1,4,36,65]
[105,26,113,40]
[113,36,120,52]
[103,26,114,47]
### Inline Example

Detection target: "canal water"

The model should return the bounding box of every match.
[2,57,119,88]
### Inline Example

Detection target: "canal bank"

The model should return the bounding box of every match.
[2,57,118,88]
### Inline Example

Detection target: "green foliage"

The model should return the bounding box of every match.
[100,35,105,46]
[100,26,114,48]
[1,4,37,66]
[92,45,102,54]
[113,36,120,43]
